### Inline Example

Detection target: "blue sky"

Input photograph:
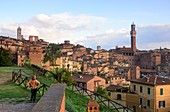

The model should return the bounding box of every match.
[0,0,170,50]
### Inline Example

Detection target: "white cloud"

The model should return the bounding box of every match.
[0,13,170,50]
[78,28,130,49]
[78,24,170,50]
[0,13,106,44]
[137,24,170,49]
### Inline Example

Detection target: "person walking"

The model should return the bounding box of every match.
[28,75,40,102]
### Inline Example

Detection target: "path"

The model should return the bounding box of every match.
[0,103,35,112]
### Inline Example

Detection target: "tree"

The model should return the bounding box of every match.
[0,47,12,66]
[54,68,74,86]
[24,57,31,67]
[95,86,110,99]
[43,43,62,69]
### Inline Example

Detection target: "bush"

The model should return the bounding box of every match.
[0,48,12,66]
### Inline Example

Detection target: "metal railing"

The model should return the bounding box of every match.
[71,84,134,112]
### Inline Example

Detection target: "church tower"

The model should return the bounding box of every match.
[130,23,136,53]
[17,26,22,40]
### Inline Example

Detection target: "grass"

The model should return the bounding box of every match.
[0,66,118,111]
[0,66,38,103]
[0,66,28,74]
[36,75,56,85]
[66,87,117,112]
[0,66,58,103]
[0,80,30,98]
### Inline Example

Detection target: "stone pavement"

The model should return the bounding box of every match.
[0,103,35,112]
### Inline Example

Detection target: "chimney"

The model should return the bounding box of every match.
[146,76,150,82]
[79,75,83,79]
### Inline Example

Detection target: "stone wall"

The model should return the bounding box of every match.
[32,84,66,112]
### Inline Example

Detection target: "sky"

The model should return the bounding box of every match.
[0,0,170,50]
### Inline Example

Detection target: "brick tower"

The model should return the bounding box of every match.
[17,26,22,40]
[86,100,99,112]
[130,23,136,53]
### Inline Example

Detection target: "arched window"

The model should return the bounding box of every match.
[108,92,111,96]
[117,94,121,100]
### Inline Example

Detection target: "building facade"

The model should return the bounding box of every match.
[129,76,170,112]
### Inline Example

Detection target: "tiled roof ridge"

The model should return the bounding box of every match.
[154,75,158,85]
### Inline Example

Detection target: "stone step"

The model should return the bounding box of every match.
[0,103,36,112]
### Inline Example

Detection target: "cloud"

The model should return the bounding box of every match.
[78,24,170,50]
[0,13,170,50]
[0,13,106,44]
[137,24,170,49]
[78,28,130,49]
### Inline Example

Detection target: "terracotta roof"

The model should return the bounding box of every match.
[71,74,95,83]
[87,100,99,106]
[140,69,156,73]
[130,75,170,86]
[106,84,121,91]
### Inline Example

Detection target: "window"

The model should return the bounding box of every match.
[140,86,143,93]
[108,92,111,96]
[160,88,163,95]
[140,98,142,104]
[133,106,136,112]
[148,88,150,94]
[117,94,122,100]
[159,101,165,108]
[134,85,136,91]
[147,100,150,107]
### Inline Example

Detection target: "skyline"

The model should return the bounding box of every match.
[0,0,170,50]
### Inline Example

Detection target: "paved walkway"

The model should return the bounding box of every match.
[0,103,35,112]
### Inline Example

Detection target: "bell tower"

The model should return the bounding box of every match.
[17,26,22,40]
[130,22,136,53]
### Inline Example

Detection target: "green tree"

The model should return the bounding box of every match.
[24,57,31,67]
[95,86,110,99]
[54,68,74,86]
[43,43,62,69]
[0,47,12,66]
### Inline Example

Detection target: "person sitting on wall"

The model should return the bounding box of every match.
[28,75,40,102]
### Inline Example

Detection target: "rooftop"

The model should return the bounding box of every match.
[130,75,170,86]
[71,74,95,83]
